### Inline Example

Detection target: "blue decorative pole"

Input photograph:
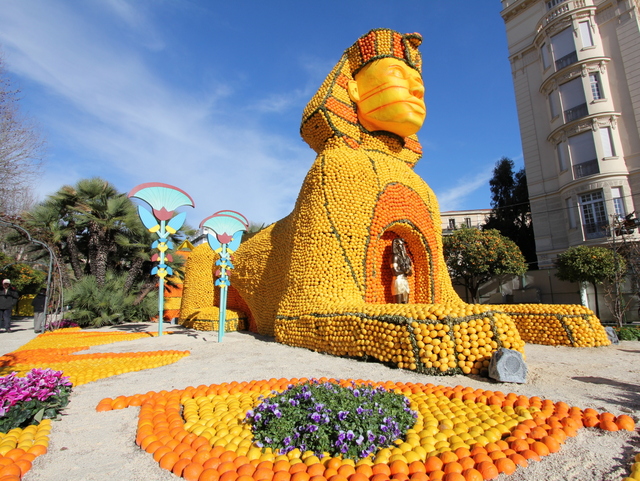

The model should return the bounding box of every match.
[200,211,248,342]
[128,183,195,336]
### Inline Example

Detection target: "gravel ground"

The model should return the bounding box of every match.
[2,316,639,481]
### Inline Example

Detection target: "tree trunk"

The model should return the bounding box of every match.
[133,279,156,306]
[124,256,144,292]
[593,282,600,318]
[66,230,83,281]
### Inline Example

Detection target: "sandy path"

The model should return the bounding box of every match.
[3,317,639,480]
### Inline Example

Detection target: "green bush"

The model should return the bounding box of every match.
[617,326,640,341]
[64,271,157,327]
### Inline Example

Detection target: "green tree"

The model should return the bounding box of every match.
[554,245,625,319]
[443,228,527,303]
[484,157,537,269]
[0,252,46,295]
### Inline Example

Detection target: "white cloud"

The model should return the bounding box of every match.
[0,1,313,225]
[436,164,494,212]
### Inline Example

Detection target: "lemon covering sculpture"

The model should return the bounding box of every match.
[180,29,609,374]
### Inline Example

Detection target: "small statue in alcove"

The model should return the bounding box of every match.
[391,238,413,304]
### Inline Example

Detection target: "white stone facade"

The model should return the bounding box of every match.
[501,0,640,267]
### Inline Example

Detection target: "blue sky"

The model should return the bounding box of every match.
[0,1,523,227]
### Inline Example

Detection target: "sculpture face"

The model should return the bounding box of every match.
[348,58,426,138]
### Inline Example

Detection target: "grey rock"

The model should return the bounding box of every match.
[604,326,619,345]
[488,348,527,383]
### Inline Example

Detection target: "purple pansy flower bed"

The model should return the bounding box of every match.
[246,380,416,460]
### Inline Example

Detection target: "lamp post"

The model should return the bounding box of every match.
[200,211,248,342]
[128,183,195,336]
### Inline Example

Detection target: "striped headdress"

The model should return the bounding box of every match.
[301,29,423,166]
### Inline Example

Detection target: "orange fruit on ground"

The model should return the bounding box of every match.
[488,451,505,461]
[200,468,222,481]
[519,450,541,462]
[238,476,255,481]
[389,460,409,476]
[326,458,343,471]
[291,463,309,474]
[562,426,578,438]
[390,473,408,481]
[238,464,257,476]
[472,454,492,465]
[428,470,445,480]
[372,463,392,476]
[337,464,355,478]
[273,472,291,481]
[274,460,292,472]
[349,473,369,481]
[171,458,192,476]
[153,446,172,462]
[159,451,181,470]
[582,416,599,428]
[219,461,239,474]
[493,458,516,475]
[408,473,429,481]
[599,412,615,423]
[475,461,498,480]
[439,452,458,464]
[443,462,463,474]
[454,448,471,460]
[599,420,619,432]
[221,471,240,481]
[461,468,483,481]
[183,462,205,481]
[327,475,348,481]
[220,450,237,463]
[616,415,635,431]
[306,464,325,477]
[424,456,444,473]
[530,442,550,457]
[541,436,561,453]
[204,458,223,470]
[255,467,275,481]
[309,476,326,481]
[180,448,198,461]
[144,440,164,454]
[27,445,47,457]
[408,461,426,475]
[356,464,374,478]
[192,437,210,450]
[370,473,390,481]
[291,471,311,481]
[441,473,465,481]
[193,450,213,465]
[14,459,32,477]
[528,427,546,440]
[508,453,528,468]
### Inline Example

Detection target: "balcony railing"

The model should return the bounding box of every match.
[584,221,609,239]
[573,159,599,178]
[555,50,578,70]
[564,102,588,122]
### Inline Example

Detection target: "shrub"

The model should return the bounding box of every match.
[64,271,157,327]
[246,381,416,460]
[617,326,640,341]
[0,368,72,432]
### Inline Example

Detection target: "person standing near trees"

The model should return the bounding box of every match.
[0,279,19,332]
[31,287,47,334]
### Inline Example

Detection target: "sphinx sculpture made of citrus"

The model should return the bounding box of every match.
[179,29,609,375]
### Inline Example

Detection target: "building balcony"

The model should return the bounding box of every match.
[564,102,588,122]
[555,50,578,71]
[537,0,592,33]
[573,159,599,179]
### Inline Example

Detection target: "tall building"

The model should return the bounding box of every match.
[440,209,491,235]
[501,0,640,267]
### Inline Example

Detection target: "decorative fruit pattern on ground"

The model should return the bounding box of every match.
[0,419,51,480]
[494,304,610,347]
[98,378,637,481]
[0,328,190,386]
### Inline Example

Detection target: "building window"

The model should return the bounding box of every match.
[580,190,608,239]
[464,218,471,228]
[612,187,625,217]
[566,197,577,228]
[579,21,594,48]
[549,92,559,118]
[551,28,577,71]
[600,127,615,158]
[560,77,588,122]
[569,131,599,178]
[547,0,569,9]
[589,73,602,100]
[557,142,567,171]
[541,43,550,70]
[448,218,456,230]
